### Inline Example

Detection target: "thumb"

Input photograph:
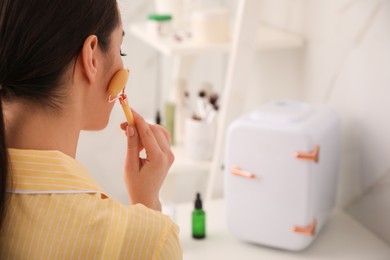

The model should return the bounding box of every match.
[125,125,140,172]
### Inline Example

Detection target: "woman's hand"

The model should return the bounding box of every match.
[120,111,174,211]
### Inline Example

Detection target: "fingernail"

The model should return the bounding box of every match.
[127,126,135,137]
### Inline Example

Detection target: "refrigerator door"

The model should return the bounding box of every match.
[225,125,316,250]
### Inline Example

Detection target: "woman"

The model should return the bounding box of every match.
[0,0,182,258]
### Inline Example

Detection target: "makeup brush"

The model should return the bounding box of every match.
[200,82,213,97]
[205,92,219,117]
[197,90,207,119]
[107,69,134,125]
[184,90,190,105]
[209,93,219,107]
[183,90,194,118]
[207,104,219,123]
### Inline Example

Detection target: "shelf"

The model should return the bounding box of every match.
[170,143,211,174]
[129,23,304,56]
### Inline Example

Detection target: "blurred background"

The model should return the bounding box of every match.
[76,0,390,246]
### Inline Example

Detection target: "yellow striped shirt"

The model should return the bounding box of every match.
[0,148,182,259]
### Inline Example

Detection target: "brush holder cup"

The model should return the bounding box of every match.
[225,101,340,251]
[184,118,215,161]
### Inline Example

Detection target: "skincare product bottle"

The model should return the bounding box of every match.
[164,102,175,145]
[192,192,206,239]
[155,110,161,125]
[147,14,173,37]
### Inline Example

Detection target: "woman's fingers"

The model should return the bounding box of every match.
[133,113,162,159]
[120,122,128,131]
[121,111,172,160]
[122,110,173,211]
[159,125,171,145]
[125,125,140,173]
[150,125,171,154]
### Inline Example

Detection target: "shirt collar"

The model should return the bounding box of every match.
[7,148,108,197]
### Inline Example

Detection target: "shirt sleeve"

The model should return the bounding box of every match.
[111,202,183,260]
[156,218,182,260]
[81,195,183,259]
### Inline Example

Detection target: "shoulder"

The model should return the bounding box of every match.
[79,193,181,259]
[78,193,177,232]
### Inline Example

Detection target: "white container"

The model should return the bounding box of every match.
[184,118,215,160]
[191,8,229,44]
[154,0,183,28]
[225,101,340,251]
[146,18,173,37]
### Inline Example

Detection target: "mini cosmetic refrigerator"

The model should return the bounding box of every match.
[225,101,340,251]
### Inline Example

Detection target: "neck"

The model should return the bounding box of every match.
[3,100,81,158]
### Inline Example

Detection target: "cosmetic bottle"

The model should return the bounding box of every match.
[155,110,161,125]
[147,14,173,37]
[164,102,175,145]
[192,192,206,239]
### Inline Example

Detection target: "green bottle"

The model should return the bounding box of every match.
[192,193,206,239]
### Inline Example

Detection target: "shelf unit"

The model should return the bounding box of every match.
[129,23,304,56]
[129,0,304,200]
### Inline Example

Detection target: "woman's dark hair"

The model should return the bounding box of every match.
[0,0,120,230]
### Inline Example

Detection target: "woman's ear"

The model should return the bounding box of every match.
[80,35,99,84]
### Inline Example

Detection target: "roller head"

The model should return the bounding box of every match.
[108,69,130,97]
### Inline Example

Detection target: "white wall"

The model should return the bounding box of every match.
[255,0,390,244]
[305,0,390,204]
[304,0,390,244]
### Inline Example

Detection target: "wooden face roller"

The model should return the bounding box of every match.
[107,69,134,125]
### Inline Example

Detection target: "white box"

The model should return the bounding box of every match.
[225,101,340,251]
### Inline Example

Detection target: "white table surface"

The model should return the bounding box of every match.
[174,199,390,260]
